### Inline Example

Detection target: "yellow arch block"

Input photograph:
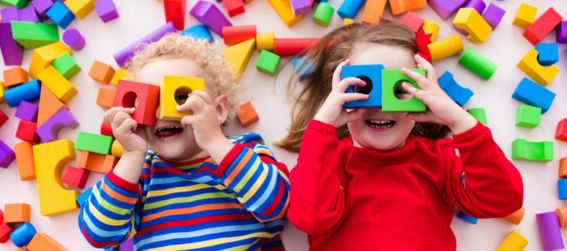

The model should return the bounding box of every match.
[428,34,463,62]
[517,49,559,86]
[495,230,527,251]
[224,39,256,78]
[453,8,492,43]
[159,76,205,121]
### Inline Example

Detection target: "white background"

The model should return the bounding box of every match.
[1,0,567,250]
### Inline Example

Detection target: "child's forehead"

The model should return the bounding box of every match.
[134,57,207,85]
[350,43,417,69]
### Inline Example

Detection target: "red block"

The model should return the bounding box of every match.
[523,7,563,45]
[62,165,89,189]
[0,223,13,243]
[223,0,245,17]
[164,0,187,30]
[556,118,567,141]
[114,80,160,126]
[274,38,320,56]
[100,122,114,137]
[0,110,7,127]
[16,120,37,143]
[0,208,3,222]
[222,25,257,45]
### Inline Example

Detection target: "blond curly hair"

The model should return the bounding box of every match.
[124,33,239,111]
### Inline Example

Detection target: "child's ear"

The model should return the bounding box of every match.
[214,95,229,124]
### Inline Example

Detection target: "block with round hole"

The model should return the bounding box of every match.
[159,76,205,121]
[381,68,426,112]
[342,64,384,109]
[114,80,160,125]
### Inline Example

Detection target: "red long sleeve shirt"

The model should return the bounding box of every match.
[288,120,524,251]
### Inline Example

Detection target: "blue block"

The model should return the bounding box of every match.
[438,71,474,106]
[181,24,214,43]
[291,56,315,81]
[342,64,383,109]
[46,1,75,29]
[10,222,36,247]
[559,179,567,200]
[4,80,41,107]
[512,78,556,113]
[457,211,478,224]
[337,0,365,19]
[535,43,559,66]
[76,187,93,207]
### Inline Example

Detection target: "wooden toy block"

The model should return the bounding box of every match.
[511,138,553,162]
[238,101,259,127]
[111,140,123,157]
[428,0,466,20]
[159,76,205,120]
[111,68,129,86]
[516,104,541,129]
[524,7,562,45]
[27,233,67,251]
[0,140,15,168]
[495,230,527,251]
[428,34,463,62]
[338,0,364,19]
[94,0,119,23]
[32,0,54,16]
[15,100,38,122]
[4,80,41,108]
[482,3,505,29]
[453,8,492,43]
[388,0,427,16]
[256,50,281,76]
[75,131,113,155]
[37,66,78,103]
[16,120,38,143]
[224,39,255,78]
[1,6,19,22]
[113,23,176,67]
[15,141,35,180]
[503,207,525,225]
[36,107,79,143]
[438,71,473,106]
[274,38,319,56]
[45,2,75,29]
[3,66,28,88]
[556,119,567,141]
[291,56,315,81]
[181,24,214,43]
[0,223,13,243]
[52,53,81,79]
[535,43,559,66]
[164,0,186,30]
[517,49,559,86]
[468,109,489,125]
[29,42,73,78]
[536,212,564,250]
[78,150,118,173]
[401,12,424,32]
[558,21,567,43]
[343,18,354,25]
[223,0,245,17]
[65,0,95,19]
[557,207,567,228]
[189,1,233,36]
[342,64,383,108]
[222,25,257,45]
[114,80,160,125]
[513,3,537,29]
[0,0,29,8]
[76,187,92,207]
[290,0,310,16]
[62,165,89,189]
[560,157,567,178]
[100,122,113,137]
[457,211,477,224]
[463,0,485,14]
[361,0,386,24]
[381,69,426,112]
[0,23,24,66]
[0,110,7,127]
[458,48,497,80]
[4,203,30,223]
[313,2,334,27]
[96,87,116,109]
[558,179,567,200]
[89,60,115,84]
[62,28,86,51]
[10,222,36,247]
[267,0,303,27]
[17,5,41,22]
[256,32,275,51]
[512,78,555,113]
[38,86,67,126]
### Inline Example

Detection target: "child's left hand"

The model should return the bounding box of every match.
[401,54,478,134]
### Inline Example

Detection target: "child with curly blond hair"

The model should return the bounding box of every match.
[78,33,290,250]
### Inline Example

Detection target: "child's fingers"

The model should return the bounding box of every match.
[406,111,438,123]
[414,54,438,80]
[189,91,214,105]
[177,94,205,113]
[401,82,426,101]
[336,77,365,93]
[112,111,134,132]
[104,107,135,125]
[332,59,351,88]
[401,67,429,89]
[340,93,369,103]
[114,118,138,137]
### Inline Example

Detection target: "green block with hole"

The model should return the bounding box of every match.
[516,104,541,128]
[52,53,81,79]
[10,22,59,49]
[467,107,487,125]
[75,131,113,155]
[511,138,553,162]
[381,68,426,112]
[0,0,29,8]
[312,2,334,26]
[256,50,280,76]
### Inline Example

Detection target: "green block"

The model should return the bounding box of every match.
[515,104,541,128]
[381,68,426,113]
[256,50,280,76]
[0,0,29,8]
[458,48,497,80]
[10,22,59,49]
[52,53,81,79]
[312,2,334,26]
[75,131,113,155]
[467,107,487,126]
[511,138,553,162]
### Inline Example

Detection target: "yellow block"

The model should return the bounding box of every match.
[256,33,275,51]
[517,49,559,86]
[29,42,73,78]
[37,66,78,103]
[0,80,4,103]
[343,18,354,25]
[159,76,205,121]
[111,140,123,158]
[495,230,527,251]
[513,3,537,28]
[65,0,95,19]
[453,8,492,43]
[111,68,129,86]
[267,0,303,27]
[224,39,255,78]
[422,19,439,42]
[428,34,463,62]
[33,139,79,216]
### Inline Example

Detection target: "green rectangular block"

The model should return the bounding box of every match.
[516,104,541,128]
[0,0,29,8]
[75,131,113,155]
[467,107,487,126]
[512,138,553,162]
[381,68,426,112]
[52,53,81,79]
[10,22,59,49]
[256,50,280,76]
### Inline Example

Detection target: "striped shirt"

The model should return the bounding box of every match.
[78,133,290,250]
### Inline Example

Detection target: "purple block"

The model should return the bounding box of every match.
[190,0,232,36]
[62,28,85,51]
[0,23,24,66]
[429,0,468,20]
[32,0,54,16]
[15,101,39,122]
[557,21,567,44]
[19,5,41,22]
[36,108,79,143]
[120,238,134,251]
[464,0,485,15]
[536,212,564,251]
[0,140,15,168]
[94,0,119,23]
[291,0,311,15]
[113,22,176,67]
[482,3,505,29]
[1,6,20,23]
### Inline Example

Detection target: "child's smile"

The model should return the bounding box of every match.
[154,123,184,141]
[365,119,396,130]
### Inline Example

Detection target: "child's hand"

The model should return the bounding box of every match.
[401,54,478,134]
[103,107,148,156]
[314,60,369,127]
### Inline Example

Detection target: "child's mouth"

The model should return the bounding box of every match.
[154,125,184,139]
[365,119,396,129]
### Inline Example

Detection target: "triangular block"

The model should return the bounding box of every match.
[37,85,67,126]
[223,39,255,78]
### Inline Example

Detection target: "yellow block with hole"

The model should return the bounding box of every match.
[453,8,492,43]
[495,230,527,251]
[517,49,559,86]
[428,34,463,62]
[224,39,255,78]
[513,3,537,28]
[422,19,439,42]
[267,0,303,27]
[65,0,95,19]
[256,33,275,51]
[37,66,78,103]
[159,76,205,121]
[29,42,73,78]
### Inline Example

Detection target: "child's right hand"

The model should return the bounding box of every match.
[103,107,148,156]
[314,60,369,127]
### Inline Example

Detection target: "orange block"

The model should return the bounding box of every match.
[3,67,28,88]
[78,150,118,173]
[560,157,567,178]
[362,0,387,24]
[389,0,427,16]
[3,203,30,223]
[503,207,525,225]
[15,141,35,180]
[557,207,567,228]
[27,233,67,251]
[88,60,115,84]
[237,101,259,127]
[96,87,116,109]
[38,86,67,126]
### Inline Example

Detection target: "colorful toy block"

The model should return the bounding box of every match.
[343,18,354,25]
[111,68,129,86]
[361,0,386,24]
[256,50,281,76]
[62,165,89,189]
[256,32,275,51]
[65,0,95,19]
[1,6,19,22]
[495,230,527,251]
[224,39,255,78]
[513,3,537,29]
[401,12,423,32]
[16,120,38,142]
[75,131,113,155]
[291,56,315,80]
[19,5,40,22]
[114,80,160,125]
[274,38,319,56]
[342,64,383,108]
[557,21,567,43]
[4,80,41,107]
[463,0,485,14]
[536,212,564,250]
[27,233,67,251]
[438,71,473,106]
[313,2,334,26]
[164,0,186,30]
[96,87,116,109]
[428,34,463,62]
[78,150,118,173]
[14,141,35,180]
[36,107,79,143]
[62,28,86,51]
[428,0,466,20]
[33,0,55,16]
[290,0,310,16]
[516,104,541,128]
[0,23,24,66]
[557,207,567,228]
[535,43,559,66]
[114,23,176,67]
[37,86,67,126]
[29,42,73,78]
[10,222,36,247]
[0,0,29,8]
[223,0,245,17]
[482,3,505,29]
[3,66,28,88]
[100,122,113,137]
[94,0,119,23]
[89,60,115,84]
[15,101,38,122]
[517,48,559,86]
[190,1,233,35]
[4,203,30,223]
[388,0,427,16]
[111,140,123,157]
[222,25,257,45]
[338,0,363,19]
[160,76,205,120]
[457,211,478,224]
[503,207,525,225]
[524,7,562,45]
[268,0,303,27]
[511,138,553,162]
[0,140,15,168]
[382,69,426,112]
[181,24,213,42]
[0,223,13,243]
[0,110,7,126]
[560,157,567,178]
[556,119,567,141]
[458,48,497,80]
[46,2,75,29]
[453,8,492,43]
[512,78,555,113]
[76,187,92,207]
[558,179,567,200]
[52,53,81,79]
[237,101,259,127]
[37,66,78,103]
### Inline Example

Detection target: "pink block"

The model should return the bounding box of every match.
[401,12,424,32]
